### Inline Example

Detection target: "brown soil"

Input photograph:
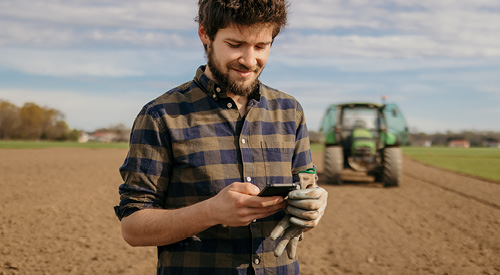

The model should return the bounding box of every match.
[1,149,499,274]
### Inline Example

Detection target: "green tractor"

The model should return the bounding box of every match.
[319,102,409,187]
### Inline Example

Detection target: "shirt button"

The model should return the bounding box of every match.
[246,177,251,182]
[212,94,217,99]
[254,258,260,265]
[216,87,221,93]
[241,138,246,144]
[227,103,233,108]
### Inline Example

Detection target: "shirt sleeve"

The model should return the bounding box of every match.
[291,100,314,182]
[114,103,172,220]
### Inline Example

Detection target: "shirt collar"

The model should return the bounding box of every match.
[194,65,261,102]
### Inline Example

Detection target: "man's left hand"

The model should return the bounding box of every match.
[270,186,328,258]
[286,187,328,228]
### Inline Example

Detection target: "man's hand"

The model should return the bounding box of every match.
[287,187,328,228]
[269,216,302,259]
[207,182,286,227]
[270,185,328,259]
[120,182,285,247]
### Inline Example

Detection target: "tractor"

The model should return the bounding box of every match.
[319,102,409,187]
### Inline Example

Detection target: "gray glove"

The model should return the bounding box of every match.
[270,169,328,259]
[269,215,302,259]
[287,187,328,228]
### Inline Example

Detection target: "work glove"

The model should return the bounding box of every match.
[287,186,328,228]
[270,169,328,259]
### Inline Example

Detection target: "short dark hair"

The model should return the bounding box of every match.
[196,0,288,41]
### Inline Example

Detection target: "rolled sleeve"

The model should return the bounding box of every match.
[292,101,314,177]
[114,181,163,220]
[114,103,172,220]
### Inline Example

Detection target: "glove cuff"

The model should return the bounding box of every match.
[298,169,317,189]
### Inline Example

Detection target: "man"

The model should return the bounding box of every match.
[114,0,328,274]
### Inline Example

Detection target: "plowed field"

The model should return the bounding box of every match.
[1,149,499,274]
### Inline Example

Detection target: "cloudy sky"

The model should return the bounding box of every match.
[1,0,500,133]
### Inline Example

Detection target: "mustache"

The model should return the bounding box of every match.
[228,62,261,73]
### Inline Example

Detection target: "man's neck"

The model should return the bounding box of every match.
[228,92,248,117]
[202,66,250,117]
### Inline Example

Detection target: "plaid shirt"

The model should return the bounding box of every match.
[115,66,313,275]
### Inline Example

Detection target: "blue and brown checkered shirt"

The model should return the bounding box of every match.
[115,66,314,275]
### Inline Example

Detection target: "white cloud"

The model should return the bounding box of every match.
[418,69,500,82]
[270,56,497,74]
[285,0,500,58]
[0,48,204,77]
[0,20,198,48]
[275,32,500,59]
[0,49,145,77]
[289,1,387,29]
[477,86,500,98]
[290,0,500,31]
[2,0,500,133]
[0,1,199,49]
[0,1,197,29]
[2,0,500,59]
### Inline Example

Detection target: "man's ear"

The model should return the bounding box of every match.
[198,25,210,45]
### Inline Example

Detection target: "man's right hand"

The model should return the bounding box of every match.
[120,182,286,247]
[207,182,287,227]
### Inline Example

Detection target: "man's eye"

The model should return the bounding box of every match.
[256,44,269,50]
[227,43,240,48]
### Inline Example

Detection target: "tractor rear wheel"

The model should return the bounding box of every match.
[382,147,402,187]
[323,146,343,185]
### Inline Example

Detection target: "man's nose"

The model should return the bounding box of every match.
[238,47,258,69]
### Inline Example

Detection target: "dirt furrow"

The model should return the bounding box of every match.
[298,152,500,274]
[401,173,500,255]
[1,149,499,275]
[402,156,500,210]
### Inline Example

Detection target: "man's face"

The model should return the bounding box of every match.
[200,24,274,96]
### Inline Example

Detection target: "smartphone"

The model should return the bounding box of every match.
[258,183,298,197]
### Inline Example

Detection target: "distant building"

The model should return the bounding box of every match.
[483,140,500,148]
[412,139,432,147]
[78,131,89,143]
[89,131,118,143]
[448,139,470,148]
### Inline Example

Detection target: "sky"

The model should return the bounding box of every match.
[1,0,500,134]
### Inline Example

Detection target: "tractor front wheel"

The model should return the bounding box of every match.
[323,146,344,185]
[382,147,402,187]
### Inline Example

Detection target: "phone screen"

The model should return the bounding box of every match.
[258,183,298,197]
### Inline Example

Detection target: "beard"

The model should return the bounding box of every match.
[206,44,262,97]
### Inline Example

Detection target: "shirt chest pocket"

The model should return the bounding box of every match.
[251,140,294,185]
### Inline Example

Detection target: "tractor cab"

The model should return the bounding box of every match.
[320,102,409,187]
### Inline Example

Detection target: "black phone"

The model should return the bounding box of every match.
[258,183,298,197]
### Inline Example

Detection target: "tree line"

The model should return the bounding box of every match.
[409,131,500,147]
[0,99,78,141]
[309,130,500,147]
[2,98,499,146]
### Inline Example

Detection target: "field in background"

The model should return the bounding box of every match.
[2,148,499,274]
[403,147,500,182]
[312,143,500,183]
[2,141,499,183]
[0,140,128,149]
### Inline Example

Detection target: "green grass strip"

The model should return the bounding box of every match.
[4,141,499,183]
[403,147,500,182]
[312,144,500,182]
[0,140,129,149]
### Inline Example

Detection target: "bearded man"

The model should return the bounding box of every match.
[114,1,327,274]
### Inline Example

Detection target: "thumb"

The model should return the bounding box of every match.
[228,182,260,196]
